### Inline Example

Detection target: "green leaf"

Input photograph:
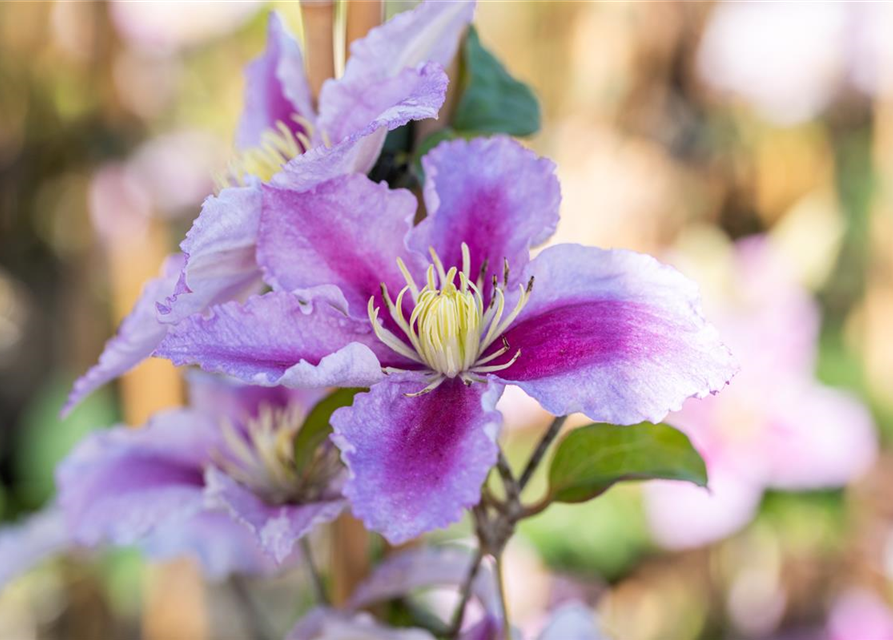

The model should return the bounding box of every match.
[453,26,541,137]
[293,388,363,473]
[547,422,707,504]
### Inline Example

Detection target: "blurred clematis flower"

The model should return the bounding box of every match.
[644,236,877,549]
[109,1,262,55]
[288,545,609,639]
[65,1,475,414]
[698,2,893,124]
[4,374,342,584]
[154,136,736,544]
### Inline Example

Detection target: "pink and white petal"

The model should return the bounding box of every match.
[725,236,821,377]
[237,13,315,150]
[331,376,503,545]
[761,382,877,490]
[318,0,473,145]
[156,185,264,324]
[155,291,388,389]
[828,589,893,640]
[491,244,737,425]
[186,371,324,425]
[142,510,278,580]
[258,175,424,316]
[643,470,763,550]
[275,62,448,188]
[0,507,71,589]
[56,409,215,547]
[64,254,184,416]
[204,468,344,565]
[409,137,560,289]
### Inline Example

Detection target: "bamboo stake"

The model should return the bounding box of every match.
[99,200,190,638]
[301,0,337,102]
[330,513,371,605]
[324,0,385,604]
[344,0,382,62]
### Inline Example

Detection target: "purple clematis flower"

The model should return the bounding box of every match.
[65,1,475,414]
[154,136,736,544]
[57,373,344,569]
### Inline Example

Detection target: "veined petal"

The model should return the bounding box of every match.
[237,12,316,150]
[187,371,323,425]
[64,253,185,416]
[56,409,215,547]
[258,175,424,316]
[409,137,560,290]
[275,62,448,188]
[204,467,344,565]
[331,375,503,545]
[142,510,277,580]
[318,0,473,150]
[155,291,388,389]
[490,244,737,425]
[156,185,264,325]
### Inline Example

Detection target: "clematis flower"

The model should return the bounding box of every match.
[55,373,344,570]
[289,545,609,639]
[644,236,877,549]
[155,136,736,544]
[65,1,474,414]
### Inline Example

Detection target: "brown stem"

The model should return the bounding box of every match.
[495,553,511,640]
[518,415,568,490]
[447,546,485,637]
[300,537,328,605]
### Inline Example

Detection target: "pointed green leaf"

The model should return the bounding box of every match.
[453,26,541,137]
[293,388,364,473]
[547,422,707,504]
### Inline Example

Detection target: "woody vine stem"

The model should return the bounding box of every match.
[447,414,568,639]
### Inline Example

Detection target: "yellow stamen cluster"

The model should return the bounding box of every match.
[368,243,533,396]
[214,114,328,190]
[213,403,343,506]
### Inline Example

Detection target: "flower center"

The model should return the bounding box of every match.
[368,243,533,396]
[214,403,340,505]
[214,113,329,190]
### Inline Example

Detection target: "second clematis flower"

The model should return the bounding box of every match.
[64,0,475,413]
[58,374,344,567]
[155,136,737,544]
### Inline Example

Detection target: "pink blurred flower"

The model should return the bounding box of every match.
[698,3,893,124]
[828,589,893,640]
[109,1,262,55]
[644,236,877,549]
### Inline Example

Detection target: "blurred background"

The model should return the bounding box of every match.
[1,2,892,639]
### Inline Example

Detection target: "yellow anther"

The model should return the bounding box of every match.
[214,113,326,191]
[367,243,531,394]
